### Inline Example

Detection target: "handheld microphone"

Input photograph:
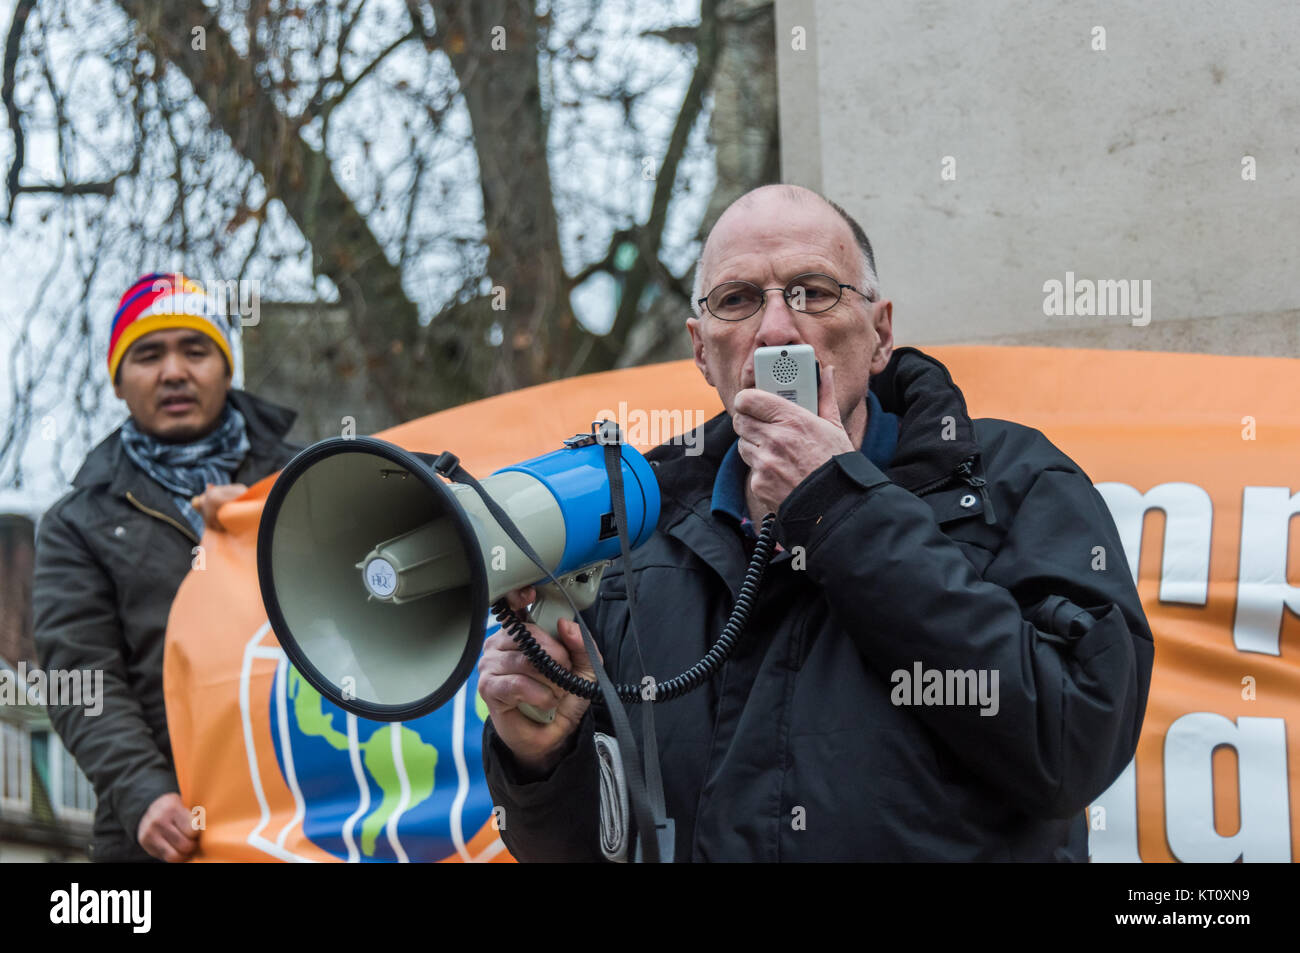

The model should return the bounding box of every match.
[755,344,820,413]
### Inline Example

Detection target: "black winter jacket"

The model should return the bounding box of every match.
[33,389,299,862]
[483,346,1154,861]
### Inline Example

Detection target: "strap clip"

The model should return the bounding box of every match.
[432,450,461,478]
[593,418,622,446]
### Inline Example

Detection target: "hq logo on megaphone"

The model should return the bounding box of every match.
[256,423,660,724]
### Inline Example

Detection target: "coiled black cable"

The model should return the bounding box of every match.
[492,512,779,705]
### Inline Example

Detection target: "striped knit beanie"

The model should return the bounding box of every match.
[108,273,234,382]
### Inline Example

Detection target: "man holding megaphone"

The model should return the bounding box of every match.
[477,185,1154,862]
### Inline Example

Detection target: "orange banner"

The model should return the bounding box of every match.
[164,347,1300,862]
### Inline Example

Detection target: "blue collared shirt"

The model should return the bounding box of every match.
[711,389,900,538]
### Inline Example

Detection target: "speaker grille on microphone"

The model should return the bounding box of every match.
[772,354,798,384]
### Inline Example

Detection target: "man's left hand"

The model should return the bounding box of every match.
[733,364,855,517]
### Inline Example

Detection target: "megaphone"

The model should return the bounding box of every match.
[256,428,659,724]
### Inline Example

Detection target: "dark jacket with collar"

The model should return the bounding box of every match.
[483,346,1154,861]
[32,388,300,862]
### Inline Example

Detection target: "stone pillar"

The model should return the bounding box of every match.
[0,514,36,666]
[774,0,1300,356]
[240,302,399,443]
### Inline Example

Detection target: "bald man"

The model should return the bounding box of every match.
[479,185,1153,862]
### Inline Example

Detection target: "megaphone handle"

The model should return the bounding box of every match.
[516,584,573,724]
[518,701,557,724]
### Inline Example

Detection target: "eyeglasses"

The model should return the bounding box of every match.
[698,272,874,322]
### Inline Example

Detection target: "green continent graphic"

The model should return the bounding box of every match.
[357,722,437,855]
[289,669,350,749]
[288,668,438,857]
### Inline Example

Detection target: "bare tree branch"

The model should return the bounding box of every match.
[308,25,420,120]
[575,0,721,374]
[115,0,474,424]
[2,0,760,477]
[2,0,37,222]
[429,0,571,392]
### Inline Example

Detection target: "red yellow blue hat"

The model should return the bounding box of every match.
[108,273,234,381]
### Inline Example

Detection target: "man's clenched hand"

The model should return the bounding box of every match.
[137,792,199,863]
[478,586,601,779]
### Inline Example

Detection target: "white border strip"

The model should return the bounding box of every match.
[340,713,369,863]
[385,726,412,863]
[239,622,316,862]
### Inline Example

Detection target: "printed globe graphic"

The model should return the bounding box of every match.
[268,622,498,862]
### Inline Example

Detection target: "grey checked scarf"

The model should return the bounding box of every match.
[119,402,251,537]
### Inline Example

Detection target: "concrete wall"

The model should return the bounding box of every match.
[775,0,1300,356]
[242,303,393,444]
[0,842,52,862]
[0,839,89,863]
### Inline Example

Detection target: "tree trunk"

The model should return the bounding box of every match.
[430,0,573,395]
[620,0,779,368]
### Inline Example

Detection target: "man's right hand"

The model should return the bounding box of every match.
[477,586,599,778]
[190,482,249,532]
[137,792,200,863]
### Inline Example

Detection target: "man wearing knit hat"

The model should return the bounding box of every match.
[33,273,302,862]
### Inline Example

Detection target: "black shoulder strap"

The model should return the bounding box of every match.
[433,433,672,863]
[603,437,674,862]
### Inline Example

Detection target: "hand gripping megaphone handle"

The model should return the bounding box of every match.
[516,568,607,724]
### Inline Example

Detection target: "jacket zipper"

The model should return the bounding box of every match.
[913,455,998,525]
[125,490,201,545]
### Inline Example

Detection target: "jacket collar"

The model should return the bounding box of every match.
[867,345,981,491]
[73,389,297,501]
